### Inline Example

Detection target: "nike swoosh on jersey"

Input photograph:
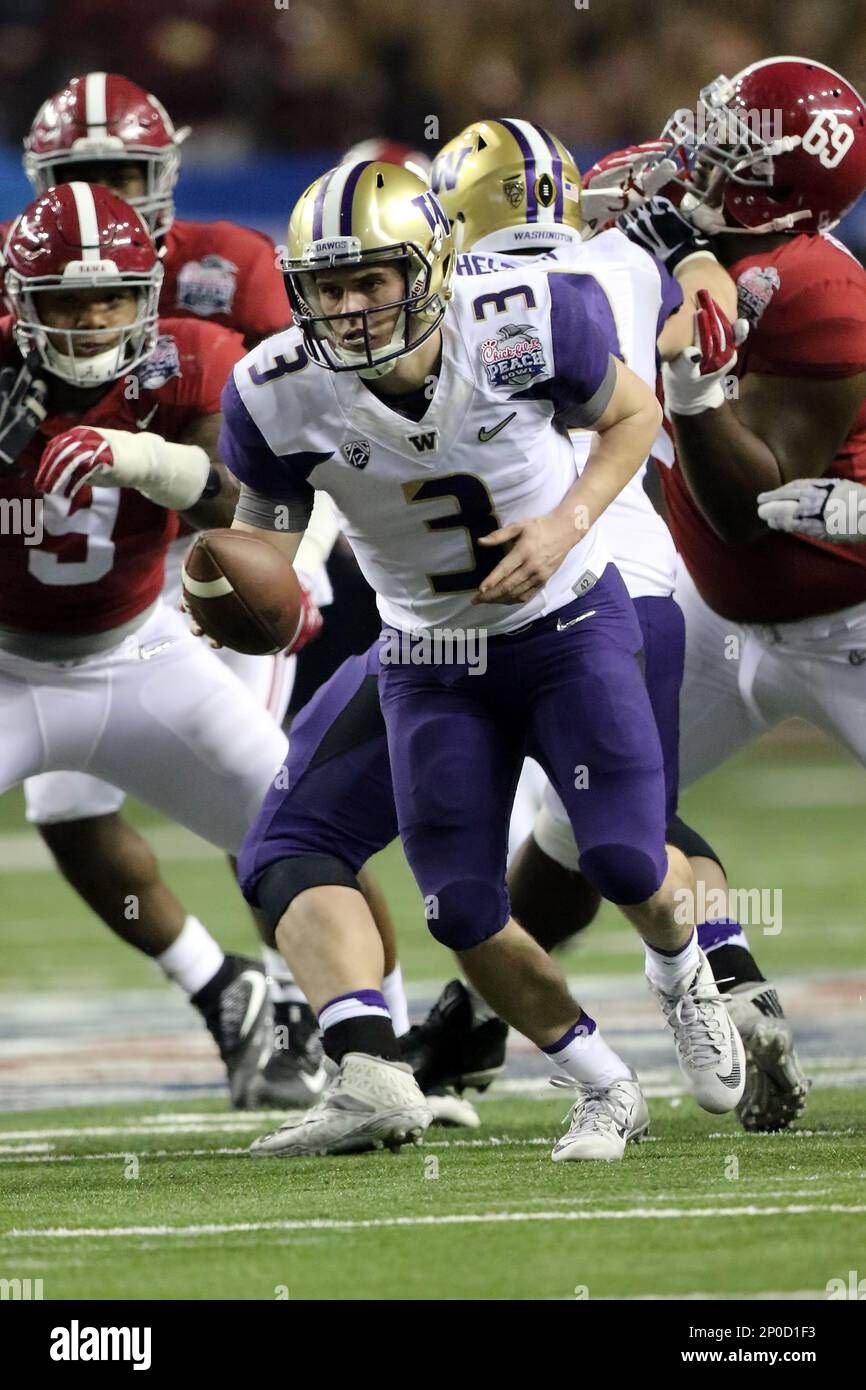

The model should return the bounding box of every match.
[478,411,517,443]
[556,609,596,631]
[135,403,160,430]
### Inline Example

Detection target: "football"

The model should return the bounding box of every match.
[181,528,303,655]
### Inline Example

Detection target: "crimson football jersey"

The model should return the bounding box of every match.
[160,219,290,344]
[661,232,866,622]
[0,316,244,637]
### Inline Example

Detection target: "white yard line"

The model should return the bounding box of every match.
[0,823,221,872]
[7,1202,866,1241]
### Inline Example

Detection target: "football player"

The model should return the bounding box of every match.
[414,117,807,1133]
[204,160,747,1162]
[0,183,321,1104]
[586,56,866,1127]
[6,73,356,1104]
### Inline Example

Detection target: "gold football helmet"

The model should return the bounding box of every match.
[282,161,454,376]
[431,119,583,254]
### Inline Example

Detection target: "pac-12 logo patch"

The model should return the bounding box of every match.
[736,265,781,326]
[133,335,181,390]
[176,254,238,317]
[481,323,547,388]
[502,175,524,208]
[342,438,371,469]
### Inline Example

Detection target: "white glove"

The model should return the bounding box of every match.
[580,143,681,237]
[757,478,866,541]
[662,290,749,417]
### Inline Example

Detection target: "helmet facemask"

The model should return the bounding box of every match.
[662,78,812,234]
[6,264,163,387]
[284,233,447,378]
[24,142,185,243]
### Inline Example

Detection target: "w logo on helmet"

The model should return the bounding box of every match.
[431,145,472,194]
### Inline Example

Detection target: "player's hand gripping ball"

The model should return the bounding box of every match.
[182,528,322,655]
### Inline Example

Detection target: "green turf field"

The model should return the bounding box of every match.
[1,724,864,1300]
[1,726,865,990]
[0,1090,863,1301]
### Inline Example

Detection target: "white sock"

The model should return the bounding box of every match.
[261,946,307,1004]
[644,929,701,996]
[542,1016,631,1086]
[382,965,410,1037]
[156,915,224,997]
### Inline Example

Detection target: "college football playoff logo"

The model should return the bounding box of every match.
[535,173,556,207]
[342,438,371,470]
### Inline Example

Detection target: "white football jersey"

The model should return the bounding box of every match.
[458,229,680,599]
[223,267,617,635]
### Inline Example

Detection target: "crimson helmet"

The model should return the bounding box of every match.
[342,138,432,183]
[23,73,189,242]
[3,183,163,386]
[664,57,866,235]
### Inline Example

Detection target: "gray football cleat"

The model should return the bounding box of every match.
[250,1052,432,1157]
[724,982,809,1132]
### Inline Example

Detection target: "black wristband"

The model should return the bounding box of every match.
[200,466,222,499]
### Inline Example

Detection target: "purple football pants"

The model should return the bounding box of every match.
[239,567,674,949]
[377,565,668,949]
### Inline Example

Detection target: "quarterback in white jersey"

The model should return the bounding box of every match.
[427,117,807,1133]
[204,158,745,1163]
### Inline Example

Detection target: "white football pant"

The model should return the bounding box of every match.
[675,560,866,782]
[22,533,303,828]
[7,603,288,852]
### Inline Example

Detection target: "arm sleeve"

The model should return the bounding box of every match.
[234,482,313,531]
[547,273,619,426]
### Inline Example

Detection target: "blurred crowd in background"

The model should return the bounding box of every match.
[1,0,864,158]
[0,0,864,252]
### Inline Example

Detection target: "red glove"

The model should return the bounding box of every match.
[581,141,689,233]
[286,584,323,655]
[695,289,747,377]
[35,426,113,500]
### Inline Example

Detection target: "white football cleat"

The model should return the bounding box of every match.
[425,1086,482,1128]
[249,1052,432,1157]
[724,982,809,1132]
[649,949,746,1114]
[551,1075,650,1162]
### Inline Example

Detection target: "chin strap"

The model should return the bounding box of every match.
[336,309,407,379]
[682,193,814,237]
